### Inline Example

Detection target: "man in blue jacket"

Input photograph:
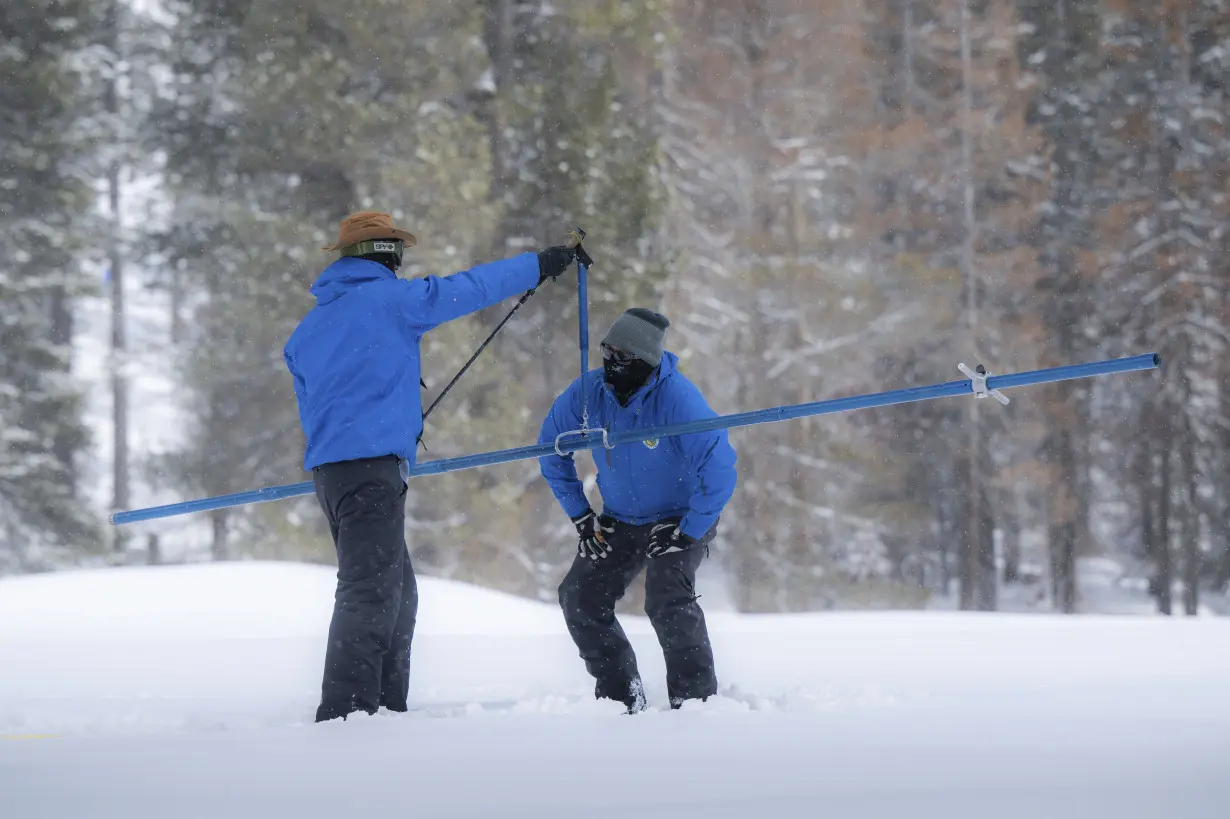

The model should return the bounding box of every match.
[538,308,738,713]
[285,210,580,723]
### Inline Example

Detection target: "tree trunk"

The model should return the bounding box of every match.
[1140,466,1156,587]
[1155,435,1174,615]
[479,0,514,243]
[1073,387,1094,558]
[978,476,996,608]
[1049,519,1076,613]
[937,473,952,595]
[49,287,76,494]
[1214,533,1230,593]
[1045,421,1079,614]
[1179,397,1200,616]
[1001,487,1021,585]
[109,162,129,522]
[170,263,184,345]
[210,511,228,562]
[902,0,915,114]
[107,0,130,542]
[957,0,990,611]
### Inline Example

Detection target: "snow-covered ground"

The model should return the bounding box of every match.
[1,562,1227,818]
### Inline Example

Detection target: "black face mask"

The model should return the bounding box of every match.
[362,252,401,273]
[604,356,656,405]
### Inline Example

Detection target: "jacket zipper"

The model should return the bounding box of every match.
[601,373,667,513]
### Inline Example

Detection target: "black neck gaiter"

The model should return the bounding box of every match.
[604,358,656,406]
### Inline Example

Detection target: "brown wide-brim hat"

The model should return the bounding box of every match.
[321,210,418,251]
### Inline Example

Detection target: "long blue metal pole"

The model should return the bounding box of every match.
[110,352,1160,526]
[578,258,590,427]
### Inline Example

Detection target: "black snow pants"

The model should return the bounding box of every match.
[312,455,417,722]
[558,518,719,710]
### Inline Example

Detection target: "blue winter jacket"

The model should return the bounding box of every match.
[284,253,540,471]
[537,352,738,540]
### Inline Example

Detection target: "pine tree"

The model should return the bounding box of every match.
[0,0,102,571]
[1089,0,1230,615]
[858,0,1049,610]
[1011,0,1103,612]
[649,0,955,611]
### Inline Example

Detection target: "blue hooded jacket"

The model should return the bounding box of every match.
[537,352,738,540]
[284,253,540,472]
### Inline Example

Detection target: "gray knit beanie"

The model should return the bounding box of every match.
[601,308,671,367]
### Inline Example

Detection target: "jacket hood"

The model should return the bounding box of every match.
[310,257,395,306]
[653,350,680,382]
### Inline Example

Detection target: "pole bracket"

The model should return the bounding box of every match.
[554,426,612,457]
[959,362,1009,405]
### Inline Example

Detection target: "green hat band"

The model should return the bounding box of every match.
[340,239,404,259]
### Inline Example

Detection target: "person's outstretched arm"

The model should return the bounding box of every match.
[395,246,577,330]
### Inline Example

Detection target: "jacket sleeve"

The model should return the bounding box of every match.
[394,252,540,330]
[536,377,592,520]
[669,380,738,540]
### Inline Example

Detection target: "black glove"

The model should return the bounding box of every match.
[536,245,577,285]
[572,509,614,560]
[647,521,696,558]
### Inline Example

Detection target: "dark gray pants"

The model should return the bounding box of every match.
[558,518,718,708]
[312,456,417,722]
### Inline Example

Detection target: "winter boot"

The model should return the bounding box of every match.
[624,678,648,715]
[597,676,647,714]
[669,694,709,710]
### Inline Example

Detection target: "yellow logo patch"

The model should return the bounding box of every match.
[643,438,659,450]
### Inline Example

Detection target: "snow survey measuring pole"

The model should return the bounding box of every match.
[569,226,592,432]
[110,352,1161,526]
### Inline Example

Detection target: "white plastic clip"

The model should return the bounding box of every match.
[958,362,1009,406]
